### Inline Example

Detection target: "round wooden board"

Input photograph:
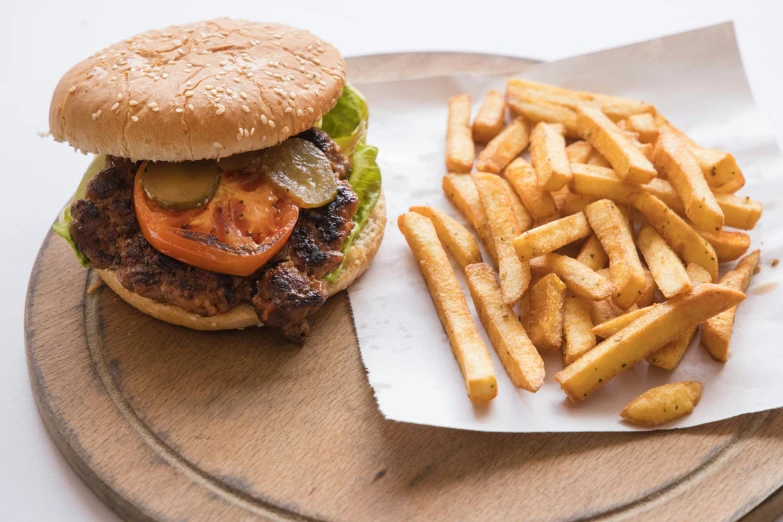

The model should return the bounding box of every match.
[26,52,783,522]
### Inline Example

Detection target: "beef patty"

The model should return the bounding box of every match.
[68,128,358,342]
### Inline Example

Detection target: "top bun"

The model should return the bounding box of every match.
[49,18,346,162]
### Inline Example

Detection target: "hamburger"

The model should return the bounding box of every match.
[50,18,385,342]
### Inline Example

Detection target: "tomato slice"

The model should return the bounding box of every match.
[134,162,299,276]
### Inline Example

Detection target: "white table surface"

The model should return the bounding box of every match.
[3,1,783,520]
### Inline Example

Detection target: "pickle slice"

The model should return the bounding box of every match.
[142,160,221,211]
[262,138,338,208]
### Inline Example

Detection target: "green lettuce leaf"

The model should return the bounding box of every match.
[324,140,382,283]
[53,155,106,267]
[319,83,369,157]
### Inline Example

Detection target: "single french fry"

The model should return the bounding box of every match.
[636,225,692,298]
[626,113,659,144]
[620,382,703,426]
[398,212,497,402]
[476,117,530,174]
[465,263,545,391]
[646,263,713,369]
[584,199,646,309]
[689,146,745,192]
[442,174,498,264]
[698,228,751,263]
[472,90,506,144]
[654,127,724,232]
[568,163,761,230]
[637,269,657,308]
[576,234,609,271]
[473,172,531,304]
[410,206,482,269]
[513,212,592,262]
[593,305,655,338]
[563,294,597,365]
[586,148,611,168]
[562,192,597,215]
[632,193,719,281]
[531,122,571,191]
[526,273,567,352]
[530,253,615,301]
[505,87,580,137]
[503,158,558,220]
[702,250,761,362]
[566,140,593,164]
[446,95,474,173]
[577,106,657,183]
[555,283,745,403]
[499,176,532,232]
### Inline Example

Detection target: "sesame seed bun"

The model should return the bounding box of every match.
[96,192,386,331]
[50,18,346,162]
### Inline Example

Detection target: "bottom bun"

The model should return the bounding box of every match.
[97,192,386,331]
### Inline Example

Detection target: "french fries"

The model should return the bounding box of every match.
[688,146,745,192]
[465,263,545,391]
[625,113,659,144]
[654,127,724,232]
[566,140,593,164]
[525,273,567,352]
[499,176,533,232]
[505,86,580,137]
[637,269,658,308]
[530,122,571,191]
[592,305,654,338]
[513,212,591,262]
[562,192,597,216]
[632,192,719,281]
[584,199,646,309]
[398,212,497,402]
[442,173,498,264]
[646,263,713,369]
[577,106,657,183]
[620,382,703,426]
[563,294,596,365]
[636,225,692,298]
[473,172,531,304]
[503,158,558,220]
[446,95,474,173]
[472,90,506,144]
[476,117,530,174]
[702,250,761,362]
[555,283,745,402]
[576,234,609,271]
[410,206,482,269]
[714,193,763,230]
[698,229,751,263]
[530,253,615,301]
[586,148,611,168]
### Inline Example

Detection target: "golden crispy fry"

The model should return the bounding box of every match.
[473,172,531,304]
[531,122,571,191]
[592,305,654,338]
[513,212,592,262]
[577,106,657,183]
[702,250,761,362]
[562,192,597,216]
[505,88,580,137]
[637,269,657,308]
[398,212,497,402]
[626,113,659,144]
[689,146,745,192]
[586,148,611,167]
[410,206,482,269]
[566,140,593,164]
[500,177,533,232]
[476,117,530,174]
[503,158,558,220]
[698,228,751,263]
[576,234,608,270]
[620,382,703,426]
[584,199,646,309]
[654,127,724,232]
[472,90,506,144]
[563,294,596,365]
[646,263,713,369]
[555,284,745,402]
[465,263,545,391]
[632,193,718,281]
[636,225,692,298]
[442,174,498,264]
[506,78,656,121]
[568,163,761,230]
[530,253,615,300]
[446,95,474,173]
[526,273,567,352]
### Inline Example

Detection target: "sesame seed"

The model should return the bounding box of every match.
[213,142,223,148]
[91,113,97,121]
[240,92,247,99]
[112,64,118,70]
[69,86,76,93]
[117,93,123,101]
[261,115,268,124]
[233,77,241,83]
[285,107,292,113]
[148,102,158,108]
[250,127,255,136]
[216,87,224,93]
[273,88,283,95]
[162,73,169,79]
[129,100,139,106]
[268,120,275,128]
[168,60,176,65]
[237,132,242,142]
[282,126,289,133]
[205,84,214,90]
[175,108,184,113]
[247,72,254,77]
[216,105,225,115]
[242,105,250,113]
[296,109,303,116]
[289,92,297,99]
[187,103,194,111]
[307,107,314,114]
[226,88,233,95]
[262,136,267,142]
[131,115,139,122]
[211,89,218,96]
[152,107,160,112]
[111,102,120,111]
[185,91,194,97]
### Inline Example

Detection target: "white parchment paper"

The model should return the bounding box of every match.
[348,23,783,432]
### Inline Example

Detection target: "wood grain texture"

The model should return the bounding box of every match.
[26,52,783,522]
